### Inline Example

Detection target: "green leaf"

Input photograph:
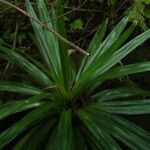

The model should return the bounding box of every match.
[0,102,58,149]
[98,61,150,81]
[87,19,108,54]
[25,0,61,78]
[89,61,150,91]
[46,126,58,150]
[55,0,72,91]
[15,118,57,150]
[142,0,150,5]
[26,0,70,97]
[83,24,135,92]
[79,125,101,150]
[92,99,150,114]
[70,19,83,30]
[72,30,150,98]
[89,23,135,73]
[0,45,52,86]
[0,93,51,120]
[111,116,150,149]
[126,0,148,30]
[48,109,74,150]
[76,109,121,150]
[0,81,42,95]
[49,5,58,31]
[108,0,116,5]
[82,17,128,73]
[12,123,42,150]
[144,8,150,19]
[87,106,150,149]
[87,29,150,81]
[76,19,108,81]
[92,87,150,102]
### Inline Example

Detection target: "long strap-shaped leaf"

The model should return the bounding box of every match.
[25,0,61,78]
[82,23,135,77]
[92,99,150,115]
[86,30,150,81]
[76,19,108,81]
[37,0,62,76]
[87,107,150,149]
[0,81,42,95]
[84,24,135,80]
[92,29,150,77]
[47,109,74,150]
[85,17,128,69]
[79,124,102,149]
[12,123,42,150]
[111,116,150,149]
[0,102,58,149]
[74,23,135,92]
[88,61,150,92]
[82,17,128,74]
[75,24,135,89]
[0,45,52,86]
[76,109,121,150]
[98,61,150,81]
[73,60,150,99]
[55,0,72,90]
[75,29,150,94]
[92,87,150,102]
[13,118,56,150]
[0,93,51,120]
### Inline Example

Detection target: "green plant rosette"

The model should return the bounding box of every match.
[0,0,150,149]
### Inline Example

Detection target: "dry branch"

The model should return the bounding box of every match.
[0,0,89,56]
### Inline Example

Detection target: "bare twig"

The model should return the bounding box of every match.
[0,0,89,56]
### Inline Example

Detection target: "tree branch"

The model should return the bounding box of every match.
[0,0,89,56]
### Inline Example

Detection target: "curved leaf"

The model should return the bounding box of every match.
[76,109,121,150]
[0,102,58,149]
[73,30,150,97]
[48,109,74,150]
[14,118,56,150]
[25,0,61,78]
[97,61,150,81]
[92,99,150,115]
[0,81,42,95]
[0,93,51,120]
[92,87,150,102]
[82,17,128,73]
[87,106,150,149]
[111,116,150,149]
[76,19,108,81]
[55,0,72,90]
[12,123,42,150]
[73,61,150,98]
[0,45,52,86]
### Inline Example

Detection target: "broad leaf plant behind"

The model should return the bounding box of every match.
[0,0,150,149]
